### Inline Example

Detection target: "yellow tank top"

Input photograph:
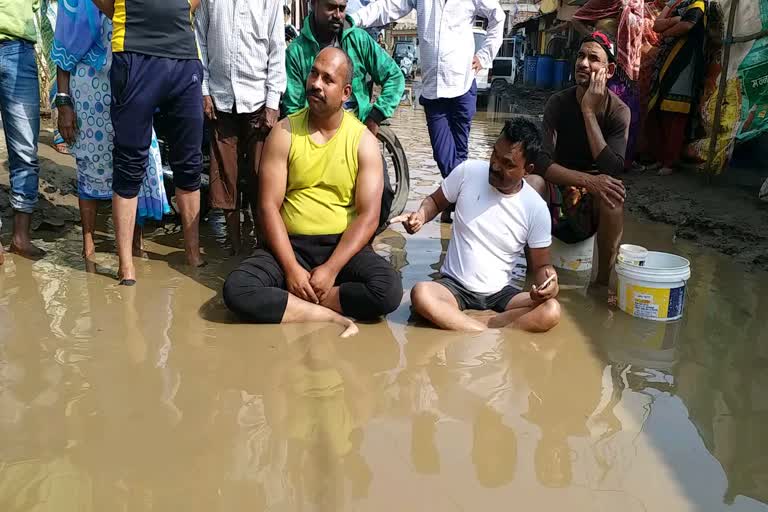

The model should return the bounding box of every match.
[281,108,366,235]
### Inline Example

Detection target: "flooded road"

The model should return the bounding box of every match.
[2,108,768,511]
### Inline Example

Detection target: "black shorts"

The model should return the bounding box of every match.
[435,275,521,313]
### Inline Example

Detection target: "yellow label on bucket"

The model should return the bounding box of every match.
[623,285,685,321]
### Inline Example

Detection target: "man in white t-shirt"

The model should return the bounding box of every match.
[392,119,561,332]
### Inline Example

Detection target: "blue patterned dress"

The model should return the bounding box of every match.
[69,17,169,224]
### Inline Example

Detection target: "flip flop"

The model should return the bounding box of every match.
[118,279,137,286]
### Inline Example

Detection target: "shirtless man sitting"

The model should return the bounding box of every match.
[222,48,403,336]
[392,119,561,332]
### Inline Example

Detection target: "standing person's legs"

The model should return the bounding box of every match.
[241,108,267,245]
[111,52,164,283]
[420,96,457,178]
[657,111,688,175]
[448,81,477,165]
[209,109,243,254]
[78,198,99,259]
[164,58,204,266]
[0,41,44,258]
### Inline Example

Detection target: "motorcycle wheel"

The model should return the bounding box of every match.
[377,125,410,230]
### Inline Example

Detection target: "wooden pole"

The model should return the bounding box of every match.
[731,28,768,44]
[706,0,741,176]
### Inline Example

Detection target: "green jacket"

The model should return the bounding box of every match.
[283,16,405,124]
[0,0,40,43]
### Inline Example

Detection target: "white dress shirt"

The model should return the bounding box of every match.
[352,0,505,100]
[196,0,286,113]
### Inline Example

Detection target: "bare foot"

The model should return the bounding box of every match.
[9,240,46,260]
[644,162,661,172]
[53,143,70,155]
[186,251,206,268]
[229,239,242,257]
[339,318,359,338]
[132,240,148,259]
[118,263,136,285]
[85,259,97,274]
[0,242,4,266]
[83,240,96,260]
[227,243,243,258]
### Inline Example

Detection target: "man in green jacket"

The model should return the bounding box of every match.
[283,0,404,137]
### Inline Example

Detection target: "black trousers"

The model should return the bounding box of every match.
[223,235,403,323]
[111,52,203,198]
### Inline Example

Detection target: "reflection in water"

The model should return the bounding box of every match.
[1,109,768,510]
[268,328,376,510]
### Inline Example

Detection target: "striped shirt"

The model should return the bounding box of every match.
[353,0,505,100]
[112,0,198,60]
[195,0,286,113]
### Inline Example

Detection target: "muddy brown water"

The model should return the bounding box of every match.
[1,108,768,511]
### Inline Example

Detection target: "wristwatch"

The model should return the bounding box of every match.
[54,93,74,108]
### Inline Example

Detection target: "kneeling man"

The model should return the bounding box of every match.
[223,48,403,337]
[393,119,561,332]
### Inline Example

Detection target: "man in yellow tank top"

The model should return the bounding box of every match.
[223,48,403,337]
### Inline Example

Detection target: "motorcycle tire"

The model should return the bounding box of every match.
[376,125,410,234]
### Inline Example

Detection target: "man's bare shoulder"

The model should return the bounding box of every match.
[358,128,378,151]
[264,117,292,154]
[277,117,292,133]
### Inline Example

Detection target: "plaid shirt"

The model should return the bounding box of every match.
[195,0,287,113]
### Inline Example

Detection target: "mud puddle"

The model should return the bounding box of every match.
[1,109,767,511]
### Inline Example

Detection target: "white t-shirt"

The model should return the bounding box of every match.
[440,160,552,295]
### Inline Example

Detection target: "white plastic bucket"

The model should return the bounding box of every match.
[551,235,595,273]
[618,244,648,267]
[616,252,691,322]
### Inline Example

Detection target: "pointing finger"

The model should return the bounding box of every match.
[389,214,410,225]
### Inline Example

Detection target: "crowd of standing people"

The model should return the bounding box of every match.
[573,0,712,176]
[0,0,656,337]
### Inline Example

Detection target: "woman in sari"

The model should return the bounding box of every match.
[51,1,169,263]
[39,0,70,154]
[647,0,708,175]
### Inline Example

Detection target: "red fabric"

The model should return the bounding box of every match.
[574,0,622,22]
[649,111,688,166]
[636,1,664,155]
[617,0,644,80]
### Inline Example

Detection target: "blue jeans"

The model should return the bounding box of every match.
[419,81,477,178]
[0,40,40,214]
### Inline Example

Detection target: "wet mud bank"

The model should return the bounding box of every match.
[624,171,768,270]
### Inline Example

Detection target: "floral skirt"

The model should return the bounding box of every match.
[70,64,169,223]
